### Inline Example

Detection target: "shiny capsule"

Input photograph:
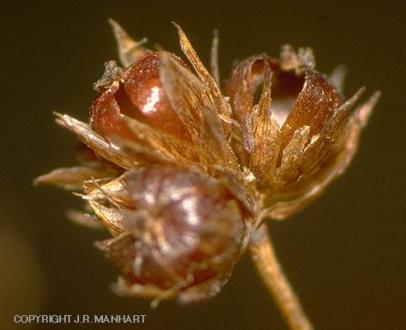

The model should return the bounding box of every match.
[90,52,190,142]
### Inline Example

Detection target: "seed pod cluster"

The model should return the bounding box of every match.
[35,20,379,304]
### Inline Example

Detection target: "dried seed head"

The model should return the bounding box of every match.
[91,167,249,304]
[35,21,380,305]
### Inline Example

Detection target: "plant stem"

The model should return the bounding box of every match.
[249,225,314,330]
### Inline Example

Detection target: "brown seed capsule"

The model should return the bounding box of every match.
[90,52,190,142]
[91,167,249,304]
[224,46,379,219]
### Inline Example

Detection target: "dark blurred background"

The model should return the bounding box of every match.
[1,1,405,329]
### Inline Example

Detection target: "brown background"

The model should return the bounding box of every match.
[1,1,405,329]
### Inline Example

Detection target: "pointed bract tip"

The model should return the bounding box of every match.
[358,90,381,127]
[53,111,64,118]
[107,18,122,31]
[32,176,42,186]
[355,86,367,98]
[370,90,382,103]
[329,65,347,92]
[170,21,181,29]
[171,22,187,40]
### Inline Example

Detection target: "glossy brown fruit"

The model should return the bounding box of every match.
[90,52,190,142]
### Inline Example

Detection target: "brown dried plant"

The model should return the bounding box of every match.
[35,20,380,330]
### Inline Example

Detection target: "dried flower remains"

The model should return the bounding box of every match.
[36,19,379,317]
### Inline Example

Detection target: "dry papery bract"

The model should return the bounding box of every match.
[36,20,379,307]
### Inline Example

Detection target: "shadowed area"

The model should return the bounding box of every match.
[1,1,405,329]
